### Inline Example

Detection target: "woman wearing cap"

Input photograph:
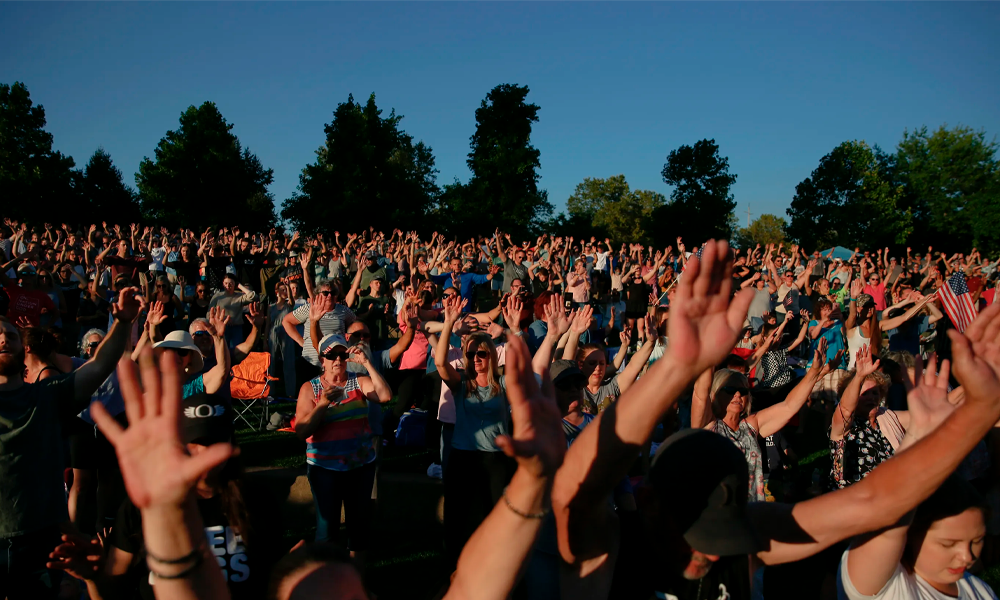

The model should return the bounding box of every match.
[693,339,841,501]
[294,332,391,569]
[829,346,910,491]
[435,293,515,563]
[152,314,230,398]
[845,279,881,371]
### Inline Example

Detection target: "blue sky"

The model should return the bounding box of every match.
[3,2,998,225]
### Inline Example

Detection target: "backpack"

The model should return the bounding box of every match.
[395,408,428,447]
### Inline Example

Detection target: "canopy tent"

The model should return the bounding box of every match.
[822,246,855,260]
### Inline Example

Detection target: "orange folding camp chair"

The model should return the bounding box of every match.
[229,351,279,430]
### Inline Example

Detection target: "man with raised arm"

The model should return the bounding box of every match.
[0,288,140,599]
[551,240,1000,600]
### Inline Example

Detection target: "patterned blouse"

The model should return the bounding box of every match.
[828,416,894,490]
[710,419,767,502]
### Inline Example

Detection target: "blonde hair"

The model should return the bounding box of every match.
[463,333,501,398]
[837,369,891,405]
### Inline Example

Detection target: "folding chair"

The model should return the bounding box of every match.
[230,351,279,430]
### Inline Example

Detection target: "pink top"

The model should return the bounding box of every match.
[398,320,429,371]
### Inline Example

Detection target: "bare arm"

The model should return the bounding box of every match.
[435,296,465,391]
[200,308,231,395]
[750,342,840,438]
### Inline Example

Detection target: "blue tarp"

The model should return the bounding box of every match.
[822,246,854,260]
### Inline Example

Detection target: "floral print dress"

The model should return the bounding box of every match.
[828,416,894,490]
[711,420,767,502]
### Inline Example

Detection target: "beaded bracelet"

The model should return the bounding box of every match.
[502,486,549,519]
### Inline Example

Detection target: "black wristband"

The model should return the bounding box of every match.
[145,542,204,565]
[148,551,204,580]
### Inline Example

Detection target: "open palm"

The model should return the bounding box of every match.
[91,351,232,510]
[666,240,753,375]
[903,354,954,447]
[950,301,1000,406]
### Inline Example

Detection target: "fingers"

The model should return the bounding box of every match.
[160,345,182,427]
[965,300,1000,343]
[505,334,538,412]
[138,346,161,418]
[936,359,951,390]
[179,442,233,485]
[117,353,144,423]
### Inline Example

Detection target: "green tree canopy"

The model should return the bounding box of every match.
[565,175,665,245]
[786,140,910,250]
[652,139,738,247]
[281,93,439,236]
[437,84,552,238]
[894,125,1000,252]
[136,102,276,230]
[83,148,141,223]
[0,82,80,222]
[733,213,787,249]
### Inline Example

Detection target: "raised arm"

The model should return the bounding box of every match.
[552,240,754,565]
[830,346,880,441]
[844,279,864,330]
[494,229,509,264]
[435,295,465,391]
[201,308,231,395]
[616,313,657,394]
[532,295,571,375]
[562,305,593,364]
[232,302,264,365]
[74,288,141,405]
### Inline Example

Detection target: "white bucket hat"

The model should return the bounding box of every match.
[152,330,205,374]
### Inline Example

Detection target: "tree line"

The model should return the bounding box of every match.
[2,81,998,252]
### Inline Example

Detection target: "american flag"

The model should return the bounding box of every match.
[938,272,978,333]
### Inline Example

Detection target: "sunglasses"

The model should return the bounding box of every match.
[720,385,750,396]
[197,289,207,294]
[192,330,212,337]
[323,350,349,361]
[318,290,333,296]
[171,349,191,357]
[156,284,168,289]
[348,331,371,340]
[466,350,490,360]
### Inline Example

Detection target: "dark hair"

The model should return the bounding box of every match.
[723,354,748,372]
[223,273,239,284]
[812,298,833,317]
[902,475,988,572]
[20,326,55,357]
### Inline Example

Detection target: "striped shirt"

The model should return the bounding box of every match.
[306,375,376,471]
[290,303,356,366]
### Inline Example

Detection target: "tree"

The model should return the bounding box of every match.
[136,102,276,230]
[733,213,787,249]
[282,93,439,236]
[786,141,910,250]
[565,175,665,245]
[895,125,1000,252]
[83,148,141,223]
[651,139,737,247]
[0,82,81,222]
[437,84,552,237]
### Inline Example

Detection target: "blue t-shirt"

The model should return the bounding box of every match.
[807,320,847,369]
[451,375,509,452]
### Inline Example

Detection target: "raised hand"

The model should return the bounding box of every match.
[570,304,593,334]
[495,335,565,478]
[147,301,167,326]
[442,293,466,323]
[949,301,1000,407]
[246,301,266,328]
[665,240,754,376]
[111,287,142,323]
[619,325,633,347]
[854,344,880,377]
[91,349,233,509]
[208,306,230,337]
[503,294,524,331]
[902,354,954,447]
[850,278,864,299]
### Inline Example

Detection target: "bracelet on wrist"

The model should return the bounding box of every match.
[145,541,205,565]
[148,551,205,580]
[502,486,549,519]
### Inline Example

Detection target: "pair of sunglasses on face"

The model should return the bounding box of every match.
[720,385,750,396]
[323,349,350,361]
[466,349,490,360]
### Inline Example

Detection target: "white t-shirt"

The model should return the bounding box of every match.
[838,550,997,600]
[594,251,609,272]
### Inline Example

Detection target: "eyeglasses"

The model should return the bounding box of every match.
[192,330,212,337]
[348,331,371,341]
[720,385,750,396]
[466,350,490,360]
[318,290,333,296]
[323,350,349,361]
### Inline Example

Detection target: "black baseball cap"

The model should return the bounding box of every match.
[649,429,763,556]
[549,360,585,386]
[180,394,234,445]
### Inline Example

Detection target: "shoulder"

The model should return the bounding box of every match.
[960,573,999,599]
[838,549,907,600]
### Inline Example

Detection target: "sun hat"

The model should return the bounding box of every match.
[152,330,205,373]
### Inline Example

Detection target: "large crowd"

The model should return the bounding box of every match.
[2,218,1000,600]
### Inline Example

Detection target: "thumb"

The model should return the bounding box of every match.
[495,435,517,460]
[948,330,975,374]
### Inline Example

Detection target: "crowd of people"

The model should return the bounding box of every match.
[2,217,1000,600]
